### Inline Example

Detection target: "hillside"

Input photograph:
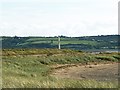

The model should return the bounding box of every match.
[1,35,119,51]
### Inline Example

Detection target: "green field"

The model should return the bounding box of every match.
[2,49,119,88]
[2,35,119,50]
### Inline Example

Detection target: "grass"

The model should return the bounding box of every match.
[2,49,119,88]
[30,40,97,45]
[2,48,77,56]
[3,76,118,88]
[19,37,98,47]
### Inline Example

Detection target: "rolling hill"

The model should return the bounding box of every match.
[1,35,119,51]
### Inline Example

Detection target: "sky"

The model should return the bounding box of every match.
[0,0,119,37]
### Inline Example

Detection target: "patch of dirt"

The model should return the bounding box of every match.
[51,62,119,82]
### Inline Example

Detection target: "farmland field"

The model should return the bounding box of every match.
[2,49,119,88]
[1,35,119,50]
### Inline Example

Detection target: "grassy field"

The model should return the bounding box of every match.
[18,38,98,49]
[2,35,119,50]
[2,49,119,88]
[25,39,98,45]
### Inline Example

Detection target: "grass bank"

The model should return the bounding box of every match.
[2,49,119,88]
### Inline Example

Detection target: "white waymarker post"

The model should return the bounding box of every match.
[58,36,61,49]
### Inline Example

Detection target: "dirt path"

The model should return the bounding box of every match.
[51,63,119,82]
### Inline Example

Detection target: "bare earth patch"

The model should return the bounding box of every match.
[51,63,119,82]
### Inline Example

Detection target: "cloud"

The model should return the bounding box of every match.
[0,0,118,36]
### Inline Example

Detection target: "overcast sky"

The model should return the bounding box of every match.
[0,0,119,37]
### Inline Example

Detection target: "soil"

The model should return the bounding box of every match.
[51,62,119,82]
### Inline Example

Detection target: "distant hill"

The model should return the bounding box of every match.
[1,35,120,51]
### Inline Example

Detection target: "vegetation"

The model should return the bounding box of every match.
[1,35,119,50]
[2,49,119,88]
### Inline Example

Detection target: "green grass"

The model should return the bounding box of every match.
[26,37,58,42]
[30,40,97,45]
[19,37,98,47]
[52,40,97,45]
[2,49,119,88]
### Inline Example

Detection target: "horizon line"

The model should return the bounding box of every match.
[0,34,119,37]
